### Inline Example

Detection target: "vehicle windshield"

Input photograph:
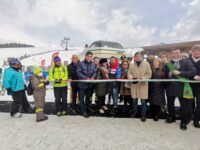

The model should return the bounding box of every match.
[90,41,124,49]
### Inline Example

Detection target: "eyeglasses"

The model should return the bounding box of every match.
[122,64,128,66]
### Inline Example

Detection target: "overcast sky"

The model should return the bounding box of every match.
[0,0,200,47]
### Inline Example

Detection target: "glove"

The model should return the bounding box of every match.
[55,79,62,83]
[24,85,27,91]
[132,78,138,84]
[45,81,50,85]
[7,88,12,95]
[171,70,180,76]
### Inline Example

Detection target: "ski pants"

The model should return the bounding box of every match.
[53,86,68,113]
[11,90,30,116]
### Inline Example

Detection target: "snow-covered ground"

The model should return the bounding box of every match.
[0,113,199,150]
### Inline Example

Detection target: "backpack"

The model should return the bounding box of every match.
[27,80,33,96]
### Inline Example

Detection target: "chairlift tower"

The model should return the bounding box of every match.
[61,37,70,50]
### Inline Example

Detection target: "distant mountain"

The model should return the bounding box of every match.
[0,43,34,48]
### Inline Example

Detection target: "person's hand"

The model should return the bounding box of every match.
[68,79,72,83]
[194,76,200,80]
[90,78,94,80]
[45,81,50,85]
[7,88,12,95]
[171,70,180,76]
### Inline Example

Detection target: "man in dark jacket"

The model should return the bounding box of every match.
[76,51,97,118]
[190,45,200,128]
[68,54,79,114]
[165,49,196,130]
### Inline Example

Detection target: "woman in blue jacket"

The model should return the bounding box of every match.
[3,58,30,118]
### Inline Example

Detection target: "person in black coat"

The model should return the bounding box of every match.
[76,51,97,118]
[149,58,166,121]
[165,49,196,130]
[68,54,80,114]
[190,44,200,128]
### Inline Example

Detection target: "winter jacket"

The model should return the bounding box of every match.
[76,59,97,89]
[95,66,108,96]
[190,57,200,96]
[3,67,25,92]
[68,62,79,87]
[108,60,121,89]
[149,68,166,106]
[30,75,46,107]
[128,61,152,99]
[165,59,196,97]
[120,69,131,96]
[49,65,68,87]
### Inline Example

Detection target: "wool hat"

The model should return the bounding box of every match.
[9,58,21,66]
[33,67,43,75]
[54,56,61,63]
[99,58,107,64]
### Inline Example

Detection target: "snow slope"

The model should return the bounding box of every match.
[0,47,84,67]
[0,113,199,150]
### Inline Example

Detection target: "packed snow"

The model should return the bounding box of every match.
[0,113,200,150]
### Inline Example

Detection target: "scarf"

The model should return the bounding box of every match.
[166,62,193,99]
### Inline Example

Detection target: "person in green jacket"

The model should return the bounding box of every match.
[49,56,68,116]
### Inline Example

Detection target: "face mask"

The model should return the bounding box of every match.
[37,72,43,77]
[12,67,20,71]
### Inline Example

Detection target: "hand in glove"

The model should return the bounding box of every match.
[132,78,138,84]
[7,88,12,95]
[171,70,180,76]
[24,85,27,91]
[45,81,50,85]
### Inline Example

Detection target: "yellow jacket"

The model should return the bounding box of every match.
[49,65,68,87]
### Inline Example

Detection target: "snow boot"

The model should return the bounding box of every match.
[36,112,48,122]
[11,112,22,118]
[36,107,48,122]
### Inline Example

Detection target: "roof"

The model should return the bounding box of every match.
[141,40,200,53]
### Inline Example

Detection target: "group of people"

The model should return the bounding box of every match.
[2,44,200,131]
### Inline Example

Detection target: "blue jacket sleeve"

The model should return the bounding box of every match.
[116,67,121,79]
[3,69,12,89]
